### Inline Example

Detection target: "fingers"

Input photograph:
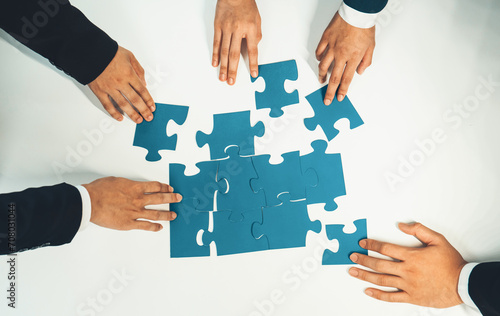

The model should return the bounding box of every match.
[95,92,123,121]
[359,239,407,260]
[364,288,411,304]
[142,181,173,193]
[315,38,328,61]
[247,34,260,78]
[357,45,374,75]
[398,222,443,246]
[212,28,222,67]
[349,267,404,289]
[219,32,232,82]
[110,91,143,124]
[143,193,182,206]
[132,220,163,232]
[138,209,177,222]
[122,86,153,122]
[318,47,334,83]
[129,77,155,113]
[324,58,346,105]
[227,35,242,85]
[337,60,361,101]
[350,253,400,275]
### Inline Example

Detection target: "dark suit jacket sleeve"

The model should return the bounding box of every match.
[469,262,500,316]
[344,0,388,14]
[0,183,82,255]
[0,0,118,85]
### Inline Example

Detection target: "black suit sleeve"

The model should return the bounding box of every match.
[344,0,388,14]
[469,262,500,316]
[0,183,82,255]
[0,0,118,85]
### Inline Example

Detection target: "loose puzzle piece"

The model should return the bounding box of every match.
[251,59,299,117]
[170,199,210,258]
[196,111,265,160]
[251,151,316,207]
[252,193,321,249]
[201,209,268,256]
[300,140,346,211]
[322,219,367,265]
[169,161,227,212]
[216,146,266,221]
[304,86,364,141]
[133,103,189,161]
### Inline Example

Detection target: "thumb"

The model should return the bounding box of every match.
[398,222,442,246]
[129,53,147,86]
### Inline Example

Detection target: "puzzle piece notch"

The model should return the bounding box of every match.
[200,209,268,256]
[251,59,299,118]
[322,219,367,265]
[196,110,265,160]
[216,146,266,221]
[169,161,227,212]
[303,86,363,141]
[300,140,346,211]
[250,151,316,207]
[170,198,210,258]
[252,193,321,250]
[133,103,189,161]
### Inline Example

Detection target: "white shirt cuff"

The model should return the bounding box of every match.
[338,2,379,29]
[75,185,92,233]
[458,262,480,310]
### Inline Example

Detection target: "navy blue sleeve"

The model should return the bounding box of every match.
[0,183,82,255]
[469,262,500,316]
[0,0,118,85]
[344,0,388,14]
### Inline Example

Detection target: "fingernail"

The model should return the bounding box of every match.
[350,254,358,262]
[212,60,218,67]
[150,105,156,112]
[359,239,367,248]
[251,71,258,78]
[324,99,331,105]
[118,116,123,121]
[349,268,359,277]
[359,69,365,75]
[136,118,143,124]
[147,115,153,121]
[365,290,373,297]
[171,212,177,220]
[176,193,183,201]
[228,78,234,85]
[220,74,226,81]
[169,186,174,192]
[338,94,344,102]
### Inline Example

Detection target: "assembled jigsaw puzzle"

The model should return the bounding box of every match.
[133,60,366,265]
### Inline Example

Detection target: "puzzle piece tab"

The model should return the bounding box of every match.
[200,209,268,256]
[251,151,316,207]
[216,146,266,221]
[196,111,265,160]
[133,103,189,161]
[301,140,346,211]
[170,199,210,258]
[322,219,367,265]
[252,193,321,249]
[251,60,299,117]
[304,86,363,141]
[169,161,226,212]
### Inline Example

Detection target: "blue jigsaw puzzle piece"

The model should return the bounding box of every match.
[216,146,266,221]
[252,193,321,249]
[304,86,363,141]
[201,209,268,256]
[300,140,346,211]
[196,111,265,160]
[322,219,368,265]
[133,103,189,161]
[250,151,315,207]
[251,59,299,117]
[170,199,210,258]
[169,161,227,212]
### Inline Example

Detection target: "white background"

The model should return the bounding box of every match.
[1,0,500,315]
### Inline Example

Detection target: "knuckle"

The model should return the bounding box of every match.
[221,48,230,57]
[329,76,340,85]
[151,181,162,192]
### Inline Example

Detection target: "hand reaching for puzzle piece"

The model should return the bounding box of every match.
[348,222,467,308]
[316,12,375,105]
[212,0,262,85]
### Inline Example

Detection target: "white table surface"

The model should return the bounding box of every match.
[1,0,499,315]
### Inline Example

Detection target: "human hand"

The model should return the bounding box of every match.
[212,0,262,85]
[316,12,375,105]
[83,177,182,232]
[88,46,155,123]
[348,222,467,308]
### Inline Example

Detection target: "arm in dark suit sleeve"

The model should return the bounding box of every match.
[0,183,82,255]
[469,262,500,316]
[0,0,118,85]
[343,0,388,14]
